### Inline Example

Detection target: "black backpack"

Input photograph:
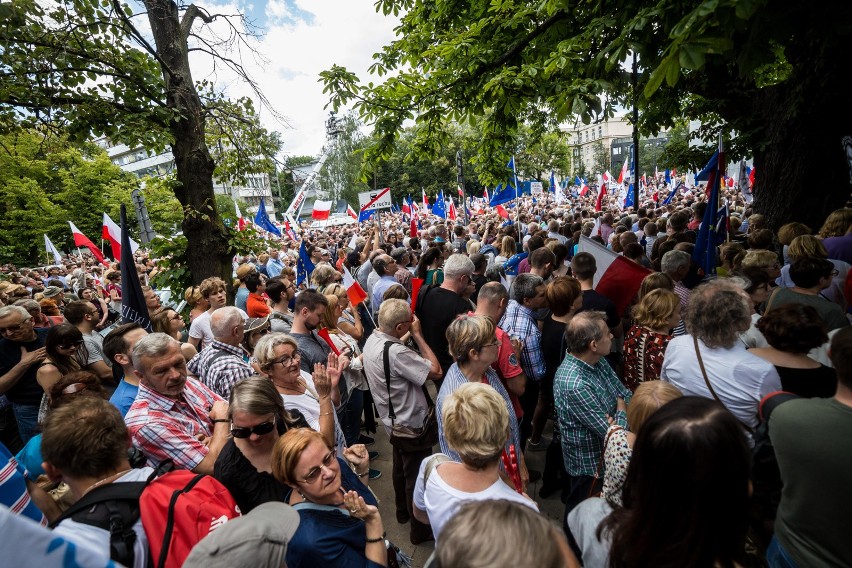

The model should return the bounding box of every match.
[49,462,171,567]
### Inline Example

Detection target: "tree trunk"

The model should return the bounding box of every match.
[144,0,232,286]
[750,43,852,232]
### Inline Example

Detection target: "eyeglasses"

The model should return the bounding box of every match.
[169,312,183,321]
[0,318,32,334]
[58,339,84,350]
[230,417,276,439]
[271,352,301,367]
[829,269,839,277]
[299,450,336,484]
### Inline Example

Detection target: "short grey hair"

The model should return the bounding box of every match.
[661,250,691,274]
[211,306,243,338]
[510,273,544,303]
[565,311,608,353]
[0,305,30,320]
[378,299,412,331]
[443,254,475,280]
[253,332,298,369]
[13,299,40,313]
[131,333,180,371]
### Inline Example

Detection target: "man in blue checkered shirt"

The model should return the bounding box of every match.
[499,273,546,449]
[554,310,631,536]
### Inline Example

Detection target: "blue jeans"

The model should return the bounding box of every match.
[767,536,799,568]
[12,403,39,444]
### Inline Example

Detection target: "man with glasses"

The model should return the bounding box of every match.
[415,253,476,377]
[0,306,48,443]
[64,301,113,384]
[126,333,229,473]
[188,307,253,400]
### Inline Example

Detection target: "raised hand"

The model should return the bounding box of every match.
[312,363,333,399]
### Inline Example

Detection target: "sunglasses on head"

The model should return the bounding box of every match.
[230,417,276,439]
[58,339,84,350]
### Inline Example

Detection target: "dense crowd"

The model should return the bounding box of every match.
[1,180,851,568]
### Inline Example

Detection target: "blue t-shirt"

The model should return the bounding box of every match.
[235,287,250,312]
[0,442,45,525]
[109,379,139,417]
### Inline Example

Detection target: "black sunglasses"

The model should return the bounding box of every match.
[58,339,85,350]
[230,418,276,439]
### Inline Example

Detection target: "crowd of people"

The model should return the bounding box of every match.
[1,180,851,568]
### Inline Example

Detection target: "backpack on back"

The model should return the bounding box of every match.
[140,470,240,568]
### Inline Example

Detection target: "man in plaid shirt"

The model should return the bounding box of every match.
[499,273,546,450]
[125,333,230,474]
[554,311,631,531]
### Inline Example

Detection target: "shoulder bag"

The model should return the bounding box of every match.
[382,341,438,452]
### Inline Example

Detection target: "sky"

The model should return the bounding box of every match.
[185,0,400,160]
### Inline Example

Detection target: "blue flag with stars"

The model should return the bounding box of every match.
[254,198,281,237]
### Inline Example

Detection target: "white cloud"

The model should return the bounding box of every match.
[185,0,399,159]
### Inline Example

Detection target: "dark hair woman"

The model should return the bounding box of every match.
[567,397,752,568]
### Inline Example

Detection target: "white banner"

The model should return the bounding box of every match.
[285,186,308,217]
[530,181,543,194]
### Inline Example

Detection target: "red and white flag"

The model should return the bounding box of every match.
[594,175,608,212]
[342,266,368,306]
[346,204,358,220]
[234,201,247,231]
[448,199,457,221]
[618,157,629,185]
[410,215,418,238]
[422,188,429,210]
[496,204,510,219]
[102,212,139,259]
[483,188,490,202]
[69,221,107,265]
[579,178,590,196]
[311,200,333,220]
[578,236,651,316]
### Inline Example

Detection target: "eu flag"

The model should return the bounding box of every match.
[297,241,315,286]
[488,183,518,207]
[692,148,725,276]
[254,198,282,237]
[432,189,447,219]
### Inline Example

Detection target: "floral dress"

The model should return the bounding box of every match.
[622,324,672,391]
[602,424,631,506]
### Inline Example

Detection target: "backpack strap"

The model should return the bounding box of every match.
[382,340,434,429]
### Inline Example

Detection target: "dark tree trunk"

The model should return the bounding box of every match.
[749,39,852,232]
[144,0,232,285]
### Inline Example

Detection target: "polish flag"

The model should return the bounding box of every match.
[483,188,490,202]
[579,178,590,196]
[578,236,651,315]
[410,215,418,238]
[312,200,333,220]
[595,176,608,212]
[618,158,629,185]
[402,199,411,215]
[448,199,457,221]
[457,185,464,197]
[69,222,108,265]
[102,213,139,259]
[342,266,368,306]
[235,201,247,231]
[347,204,358,220]
[496,205,510,219]
[422,188,429,210]
[748,167,755,187]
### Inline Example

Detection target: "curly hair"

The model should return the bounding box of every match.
[818,208,852,239]
[685,281,751,348]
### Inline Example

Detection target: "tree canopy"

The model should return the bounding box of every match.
[322,0,852,228]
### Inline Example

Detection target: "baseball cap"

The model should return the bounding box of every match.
[183,502,300,568]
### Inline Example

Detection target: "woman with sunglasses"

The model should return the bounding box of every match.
[255,332,347,454]
[272,428,385,568]
[36,324,88,420]
[213,377,310,513]
[151,308,198,361]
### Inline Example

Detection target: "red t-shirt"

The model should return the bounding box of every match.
[246,292,271,318]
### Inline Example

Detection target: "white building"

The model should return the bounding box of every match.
[562,115,633,174]
[96,139,277,218]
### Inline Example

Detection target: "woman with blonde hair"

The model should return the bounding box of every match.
[777,234,850,310]
[184,285,209,323]
[436,315,526,488]
[494,235,516,266]
[622,289,680,391]
[741,249,782,281]
[414,383,537,541]
[322,283,364,341]
[601,381,683,506]
[819,208,852,264]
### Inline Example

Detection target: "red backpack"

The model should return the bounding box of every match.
[140,470,241,568]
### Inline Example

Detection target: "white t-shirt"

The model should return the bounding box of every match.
[188,308,248,350]
[280,371,346,454]
[413,456,538,541]
[52,467,154,568]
